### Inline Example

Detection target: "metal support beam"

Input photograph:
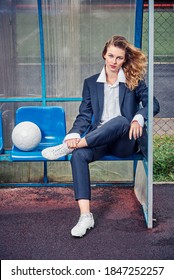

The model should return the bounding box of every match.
[37,0,46,106]
[147,0,154,228]
[134,0,144,48]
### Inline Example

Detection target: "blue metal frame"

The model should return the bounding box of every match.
[0,155,145,188]
[134,0,144,48]
[37,0,46,105]
[0,1,147,196]
[0,0,144,105]
[0,97,81,102]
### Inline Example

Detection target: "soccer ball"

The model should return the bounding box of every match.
[12,121,42,151]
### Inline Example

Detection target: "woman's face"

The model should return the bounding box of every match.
[104,45,126,74]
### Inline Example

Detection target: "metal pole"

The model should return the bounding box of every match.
[37,0,46,106]
[147,0,154,228]
[134,0,144,48]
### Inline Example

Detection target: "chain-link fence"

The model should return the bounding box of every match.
[143,3,174,132]
[143,2,174,181]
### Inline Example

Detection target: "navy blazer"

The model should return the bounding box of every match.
[68,73,160,157]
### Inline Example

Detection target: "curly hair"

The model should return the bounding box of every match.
[102,35,147,90]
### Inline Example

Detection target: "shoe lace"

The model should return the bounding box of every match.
[52,145,65,153]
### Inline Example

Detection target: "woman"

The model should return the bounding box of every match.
[42,35,160,237]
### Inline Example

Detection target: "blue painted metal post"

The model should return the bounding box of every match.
[134,0,144,48]
[37,0,46,106]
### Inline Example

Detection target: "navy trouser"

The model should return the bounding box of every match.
[70,116,137,200]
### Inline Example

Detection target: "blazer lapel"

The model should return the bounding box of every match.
[96,82,104,119]
[119,82,127,109]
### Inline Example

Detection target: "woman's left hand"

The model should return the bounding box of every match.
[129,120,143,140]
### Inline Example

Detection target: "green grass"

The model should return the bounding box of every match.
[153,135,174,182]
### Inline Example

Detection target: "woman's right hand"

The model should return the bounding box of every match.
[65,138,80,149]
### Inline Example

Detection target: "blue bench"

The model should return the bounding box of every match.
[9,106,145,185]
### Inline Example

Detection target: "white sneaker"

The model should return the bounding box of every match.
[41,143,73,160]
[71,213,94,237]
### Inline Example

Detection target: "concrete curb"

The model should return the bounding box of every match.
[153,181,174,185]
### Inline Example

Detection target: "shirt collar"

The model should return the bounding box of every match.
[97,66,126,84]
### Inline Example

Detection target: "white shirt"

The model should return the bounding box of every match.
[97,67,125,125]
[64,67,144,141]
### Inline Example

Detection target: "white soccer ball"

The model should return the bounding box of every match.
[12,121,42,151]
